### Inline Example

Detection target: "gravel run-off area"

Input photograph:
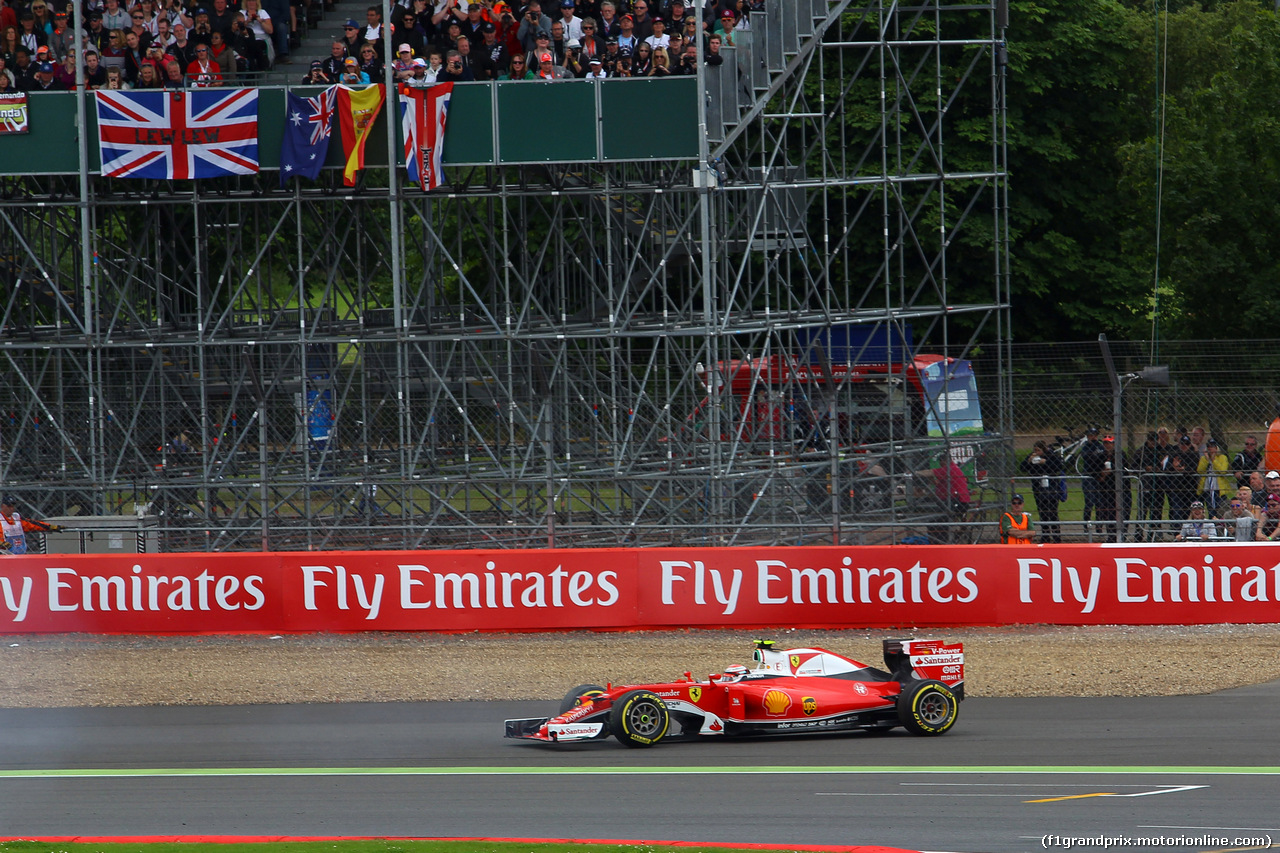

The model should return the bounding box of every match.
[4,624,1280,708]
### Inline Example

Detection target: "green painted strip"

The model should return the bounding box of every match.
[1,766,1280,779]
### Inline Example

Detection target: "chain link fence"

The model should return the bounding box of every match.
[1003,339,1280,543]
[8,336,1275,549]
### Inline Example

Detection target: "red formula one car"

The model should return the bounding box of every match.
[505,638,964,748]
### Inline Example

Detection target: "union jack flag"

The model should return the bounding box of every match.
[399,82,452,192]
[96,89,260,180]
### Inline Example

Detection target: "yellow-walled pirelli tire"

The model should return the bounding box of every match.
[896,680,959,736]
[559,683,608,715]
[608,689,670,748]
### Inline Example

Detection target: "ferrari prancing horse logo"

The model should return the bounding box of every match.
[688,687,702,703]
[790,654,801,669]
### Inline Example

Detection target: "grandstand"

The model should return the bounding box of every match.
[0,0,1011,550]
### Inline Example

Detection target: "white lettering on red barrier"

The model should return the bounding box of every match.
[2,545,1280,632]
[1020,555,1280,614]
[660,557,978,615]
[397,562,619,611]
[45,565,265,614]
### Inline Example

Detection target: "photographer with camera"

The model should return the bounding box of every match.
[517,0,551,55]
[496,3,521,53]
[674,42,696,74]
[561,35,582,76]
[189,7,213,47]
[439,46,473,79]
[302,58,328,83]
[610,47,630,77]
[229,17,266,70]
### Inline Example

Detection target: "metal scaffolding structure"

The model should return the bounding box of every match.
[0,0,1010,551]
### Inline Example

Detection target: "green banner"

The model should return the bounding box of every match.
[0,80,698,177]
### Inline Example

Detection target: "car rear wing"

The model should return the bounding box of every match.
[883,638,965,698]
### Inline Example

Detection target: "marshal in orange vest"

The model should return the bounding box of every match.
[1000,495,1035,544]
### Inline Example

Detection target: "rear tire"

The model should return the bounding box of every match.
[896,680,959,736]
[559,683,607,715]
[608,689,670,748]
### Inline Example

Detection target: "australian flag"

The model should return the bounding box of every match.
[280,86,336,186]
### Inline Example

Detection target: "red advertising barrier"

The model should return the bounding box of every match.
[1,543,1279,633]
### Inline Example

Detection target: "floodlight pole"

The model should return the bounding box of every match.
[1099,335,1125,544]
[1100,335,1170,544]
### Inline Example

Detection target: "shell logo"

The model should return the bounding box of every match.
[763,689,792,716]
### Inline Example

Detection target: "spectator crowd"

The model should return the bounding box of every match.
[1019,423,1280,543]
[311,0,754,86]
[1,0,306,88]
[0,0,761,89]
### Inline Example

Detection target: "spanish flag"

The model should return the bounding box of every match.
[337,84,386,187]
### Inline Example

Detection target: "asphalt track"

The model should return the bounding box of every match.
[3,681,1280,853]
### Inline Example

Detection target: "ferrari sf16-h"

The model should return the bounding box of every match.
[505,638,964,748]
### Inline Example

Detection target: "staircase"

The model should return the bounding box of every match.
[704,0,836,147]
[255,0,370,85]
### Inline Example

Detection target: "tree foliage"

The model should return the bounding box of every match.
[1007,0,1280,341]
[1116,2,1280,339]
[1002,0,1149,339]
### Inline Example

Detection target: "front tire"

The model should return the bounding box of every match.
[608,689,670,748]
[559,683,607,715]
[896,680,958,736]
